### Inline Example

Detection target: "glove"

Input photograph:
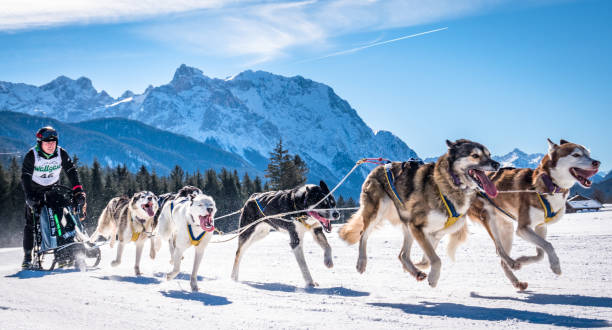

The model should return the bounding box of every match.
[73,191,87,221]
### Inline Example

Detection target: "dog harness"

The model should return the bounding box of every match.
[537,193,562,224]
[187,224,207,246]
[384,163,403,204]
[255,199,267,216]
[170,199,207,246]
[436,185,464,229]
[130,220,141,242]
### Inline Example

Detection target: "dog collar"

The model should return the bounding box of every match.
[448,166,462,187]
[537,193,562,225]
[541,174,566,194]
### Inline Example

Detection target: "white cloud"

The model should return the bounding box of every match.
[1,0,563,63]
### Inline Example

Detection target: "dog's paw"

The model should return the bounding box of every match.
[515,281,528,291]
[149,250,156,260]
[415,271,427,281]
[190,281,199,292]
[356,258,367,274]
[134,267,142,276]
[551,263,562,275]
[427,269,440,288]
[110,260,120,267]
[306,281,319,288]
[324,258,334,269]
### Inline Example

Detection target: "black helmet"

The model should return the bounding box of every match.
[36,126,58,142]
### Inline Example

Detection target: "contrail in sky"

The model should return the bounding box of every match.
[298,27,448,63]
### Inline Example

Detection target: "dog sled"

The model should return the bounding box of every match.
[28,185,101,271]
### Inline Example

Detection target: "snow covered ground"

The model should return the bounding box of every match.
[1,210,612,329]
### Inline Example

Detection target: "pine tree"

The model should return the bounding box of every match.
[136,165,149,191]
[265,138,309,190]
[170,165,184,192]
[150,169,160,194]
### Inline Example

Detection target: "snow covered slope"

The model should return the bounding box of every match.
[1,211,611,329]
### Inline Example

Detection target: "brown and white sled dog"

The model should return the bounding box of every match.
[154,189,216,291]
[467,139,600,290]
[90,191,158,275]
[339,139,500,287]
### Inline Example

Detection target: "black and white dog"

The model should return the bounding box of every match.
[231,181,340,287]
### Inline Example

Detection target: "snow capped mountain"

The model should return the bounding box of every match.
[0,65,419,197]
[0,76,114,122]
[493,148,544,169]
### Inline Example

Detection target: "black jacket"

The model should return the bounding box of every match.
[21,146,83,202]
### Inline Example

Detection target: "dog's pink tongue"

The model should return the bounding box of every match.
[144,205,155,217]
[475,170,498,198]
[199,215,214,232]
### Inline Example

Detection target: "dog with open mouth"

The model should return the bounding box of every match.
[231,180,339,287]
[467,139,600,290]
[339,139,500,288]
[154,188,216,292]
[90,191,158,276]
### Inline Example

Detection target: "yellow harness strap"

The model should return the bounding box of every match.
[187,224,207,246]
[537,193,562,225]
[298,216,314,230]
[130,221,141,242]
[437,185,464,229]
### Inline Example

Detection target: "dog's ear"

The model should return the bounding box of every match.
[559,139,570,145]
[547,138,558,158]
[319,180,330,195]
[446,139,454,148]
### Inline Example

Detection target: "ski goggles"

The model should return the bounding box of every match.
[37,130,58,141]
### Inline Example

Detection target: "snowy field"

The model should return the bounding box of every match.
[1,209,612,329]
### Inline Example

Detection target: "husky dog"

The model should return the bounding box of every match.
[90,191,158,275]
[339,139,500,287]
[467,139,600,290]
[154,188,216,292]
[231,181,339,287]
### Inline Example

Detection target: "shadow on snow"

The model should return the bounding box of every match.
[244,281,370,297]
[370,301,610,328]
[5,268,81,279]
[94,275,161,285]
[160,290,231,306]
[471,291,612,308]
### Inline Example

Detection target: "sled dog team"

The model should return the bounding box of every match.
[91,138,600,292]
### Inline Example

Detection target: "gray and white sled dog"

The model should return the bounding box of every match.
[153,186,216,291]
[90,191,158,275]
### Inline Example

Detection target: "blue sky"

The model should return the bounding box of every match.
[1,0,610,169]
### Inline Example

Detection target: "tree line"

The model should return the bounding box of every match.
[0,139,356,247]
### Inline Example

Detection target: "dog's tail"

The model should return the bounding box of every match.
[447,220,469,261]
[339,207,365,245]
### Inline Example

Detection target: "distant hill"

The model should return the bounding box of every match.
[0,111,259,176]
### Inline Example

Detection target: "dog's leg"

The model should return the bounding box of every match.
[398,223,427,281]
[488,211,521,270]
[311,227,333,268]
[167,244,186,281]
[515,224,546,266]
[149,237,156,260]
[134,239,145,276]
[190,244,207,292]
[496,219,528,290]
[516,222,560,275]
[231,224,270,281]
[414,232,442,270]
[110,241,125,267]
[356,198,382,274]
[290,228,317,287]
[409,221,441,287]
